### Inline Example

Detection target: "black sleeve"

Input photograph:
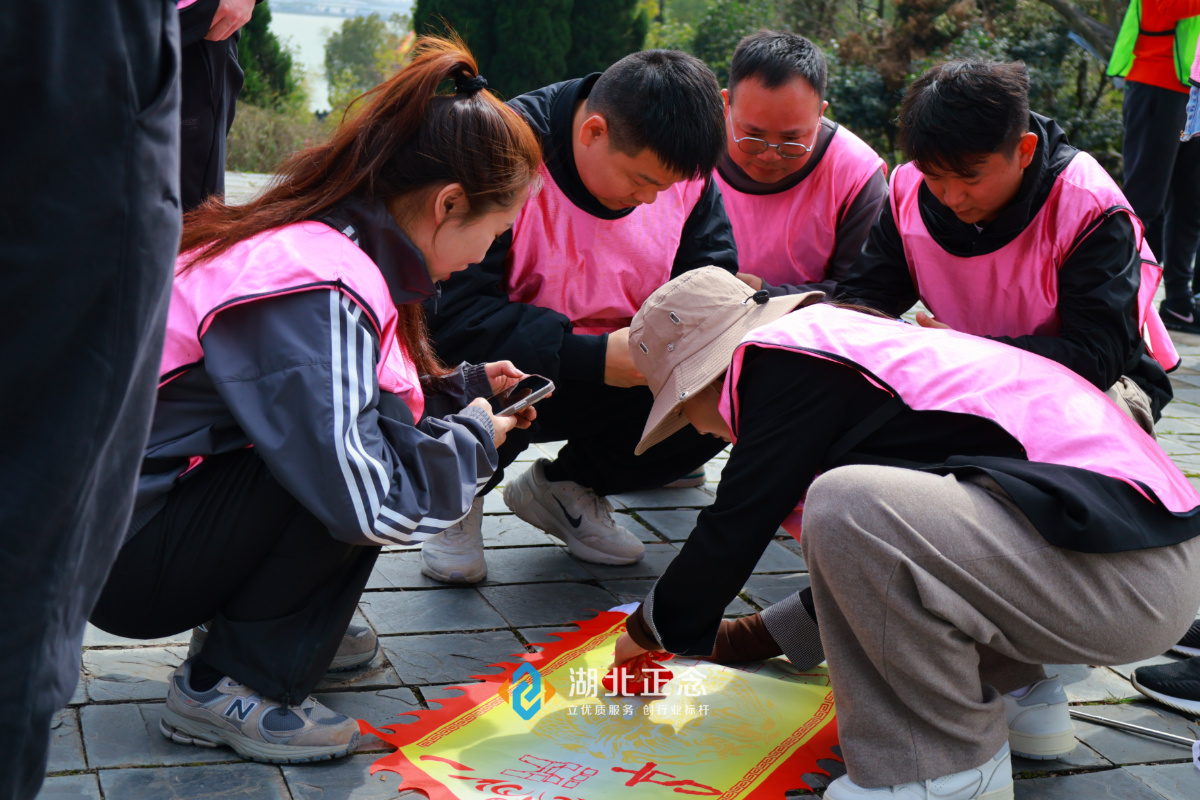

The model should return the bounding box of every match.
[834,201,920,316]
[989,213,1142,390]
[670,175,739,278]
[424,233,609,384]
[178,0,220,47]
[642,350,887,656]
[419,362,493,420]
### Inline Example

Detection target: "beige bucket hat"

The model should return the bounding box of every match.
[630,267,823,455]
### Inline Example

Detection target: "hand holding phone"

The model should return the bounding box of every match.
[490,374,554,417]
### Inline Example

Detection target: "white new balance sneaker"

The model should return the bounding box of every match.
[503,459,645,565]
[420,497,486,583]
[1003,677,1074,760]
[824,743,1013,800]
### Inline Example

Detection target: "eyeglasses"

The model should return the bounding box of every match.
[727,111,817,159]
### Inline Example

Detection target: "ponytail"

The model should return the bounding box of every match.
[177,34,542,379]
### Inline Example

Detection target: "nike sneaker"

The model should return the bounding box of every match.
[420,497,487,583]
[503,459,645,565]
[1159,298,1200,335]
[1132,656,1200,716]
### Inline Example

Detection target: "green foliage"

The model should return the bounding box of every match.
[414,0,648,97]
[641,0,708,49]
[226,101,335,174]
[566,0,649,76]
[693,0,782,84]
[324,13,410,110]
[237,3,307,113]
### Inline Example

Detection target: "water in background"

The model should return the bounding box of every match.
[270,12,341,113]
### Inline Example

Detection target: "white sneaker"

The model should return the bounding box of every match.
[824,743,1012,800]
[1003,677,1074,760]
[420,497,486,583]
[503,459,645,565]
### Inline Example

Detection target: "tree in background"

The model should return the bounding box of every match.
[413,0,649,96]
[237,2,307,113]
[325,12,412,110]
[693,0,783,84]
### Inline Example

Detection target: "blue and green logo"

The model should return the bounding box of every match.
[498,663,556,721]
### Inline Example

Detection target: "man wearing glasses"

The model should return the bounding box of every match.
[716,31,887,295]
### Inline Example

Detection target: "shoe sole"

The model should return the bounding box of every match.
[503,481,644,566]
[979,787,1014,800]
[419,559,487,584]
[160,708,359,764]
[1008,727,1076,760]
[328,640,379,672]
[1170,644,1200,657]
[1131,673,1200,716]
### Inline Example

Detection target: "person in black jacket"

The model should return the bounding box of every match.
[836,60,1174,423]
[420,50,737,584]
[177,0,254,210]
[614,267,1200,800]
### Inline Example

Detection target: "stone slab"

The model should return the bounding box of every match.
[744,573,812,608]
[68,677,86,707]
[83,623,191,648]
[482,514,557,547]
[358,589,506,635]
[579,542,680,580]
[313,649,403,693]
[610,487,715,510]
[284,754,421,799]
[81,702,233,768]
[1045,664,1139,703]
[366,552,441,589]
[480,546,595,584]
[1013,767,1165,799]
[82,645,187,703]
[600,578,755,617]
[616,511,665,543]
[480,583,616,627]
[46,709,85,774]
[1071,702,1200,765]
[34,774,101,800]
[518,625,580,651]
[482,492,510,514]
[1124,762,1200,799]
[379,630,526,685]
[752,541,809,574]
[313,688,422,751]
[636,508,701,541]
[99,762,291,799]
[1011,741,1111,775]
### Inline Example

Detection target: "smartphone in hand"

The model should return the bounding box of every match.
[490,375,554,417]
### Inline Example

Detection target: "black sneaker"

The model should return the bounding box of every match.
[1172,619,1200,657]
[1159,298,1200,334]
[1131,656,1200,716]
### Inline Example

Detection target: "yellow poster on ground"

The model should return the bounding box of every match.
[365,611,840,799]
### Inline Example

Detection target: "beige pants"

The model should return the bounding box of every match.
[800,465,1200,787]
[1106,376,1156,438]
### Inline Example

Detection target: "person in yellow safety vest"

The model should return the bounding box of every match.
[1109,0,1200,332]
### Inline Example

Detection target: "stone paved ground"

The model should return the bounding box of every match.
[37,175,1200,798]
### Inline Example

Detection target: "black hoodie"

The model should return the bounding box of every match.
[837,113,1172,415]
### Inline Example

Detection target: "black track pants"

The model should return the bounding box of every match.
[91,450,380,707]
[487,379,726,495]
[1121,80,1200,302]
[0,4,179,798]
[180,33,243,211]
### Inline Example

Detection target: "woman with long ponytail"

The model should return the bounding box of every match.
[86,36,543,764]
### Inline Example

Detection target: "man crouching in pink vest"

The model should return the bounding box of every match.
[419,51,736,583]
[717,31,887,297]
[837,60,1178,429]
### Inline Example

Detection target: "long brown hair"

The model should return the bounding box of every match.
[180,34,542,378]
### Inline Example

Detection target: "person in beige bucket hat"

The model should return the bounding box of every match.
[610,267,1200,800]
[630,267,822,456]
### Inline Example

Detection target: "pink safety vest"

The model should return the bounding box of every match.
[163,221,425,419]
[716,125,885,286]
[890,156,1180,371]
[504,164,707,334]
[718,305,1200,538]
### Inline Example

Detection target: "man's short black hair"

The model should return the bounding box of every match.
[729,30,827,100]
[899,60,1031,177]
[587,50,725,180]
